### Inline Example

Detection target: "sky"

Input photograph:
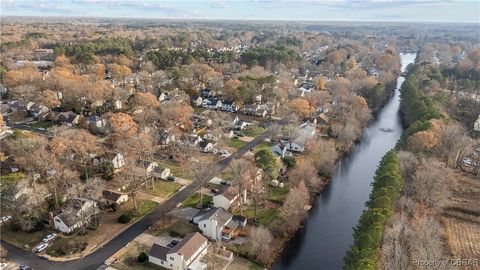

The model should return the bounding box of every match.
[1,0,479,23]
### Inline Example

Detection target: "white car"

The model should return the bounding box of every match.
[34,243,48,253]
[42,233,57,243]
[0,262,8,270]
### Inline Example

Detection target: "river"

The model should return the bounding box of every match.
[272,53,416,270]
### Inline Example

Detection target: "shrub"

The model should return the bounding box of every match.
[118,212,133,224]
[282,156,297,168]
[138,252,148,263]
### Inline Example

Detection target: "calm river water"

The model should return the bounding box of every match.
[272,53,416,270]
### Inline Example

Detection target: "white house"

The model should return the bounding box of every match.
[102,190,129,205]
[153,167,171,180]
[192,208,238,241]
[107,152,125,169]
[199,139,215,153]
[135,160,158,175]
[160,130,176,145]
[53,198,98,234]
[474,114,480,132]
[221,101,238,112]
[202,98,222,110]
[86,115,107,131]
[191,96,203,107]
[213,186,246,210]
[282,122,316,153]
[149,232,208,270]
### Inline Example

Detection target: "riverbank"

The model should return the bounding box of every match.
[270,53,415,270]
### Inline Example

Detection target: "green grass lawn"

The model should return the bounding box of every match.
[242,126,266,137]
[46,237,87,256]
[240,207,280,227]
[258,140,275,148]
[144,181,181,198]
[156,161,194,179]
[1,226,47,250]
[268,186,289,204]
[136,200,158,216]
[28,121,54,129]
[182,193,212,208]
[228,138,247,149]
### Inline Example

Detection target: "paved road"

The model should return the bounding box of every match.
[2,127,275,270]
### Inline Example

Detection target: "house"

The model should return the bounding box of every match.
[102,152,125,169]
[474,114,480,132]
[158,92,168,102]
[199,139,216,153]
[298,81,315,95]
[28,104,49,119]
[221,101,238,112]
[53,198,98,234]
[368,67,379,77]
[160,130,176,145]
[213,186,242,210]
[149,232,208,270]
[192,208,238,241]
[57,111,81,126]
[153,167,171,180]
[201,88,215,98]
[282,122,316,153]
[243,104,268,117]
[202,98,222,110]
[86,115,107,131]
[114,100,123,110]
[191,96,203,107]
[271,144,292,159]
[183,134,203,147]
[102,190,129,205]
[135,160,158,175]
[317,113,330,125]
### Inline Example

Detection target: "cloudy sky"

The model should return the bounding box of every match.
[1,0,479,23]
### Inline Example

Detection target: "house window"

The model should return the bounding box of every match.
[170,257,174,260]
[204,224,206,228]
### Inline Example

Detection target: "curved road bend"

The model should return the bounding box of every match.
[2,128,274,270]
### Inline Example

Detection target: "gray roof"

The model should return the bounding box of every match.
[149,244,170,261]
[193,208,232,227]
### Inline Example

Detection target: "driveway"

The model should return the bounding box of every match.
[170,207,200,221]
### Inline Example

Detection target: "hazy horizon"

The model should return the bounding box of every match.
[1,0,479,23]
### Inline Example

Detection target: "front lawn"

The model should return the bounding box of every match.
[242,126,266,137]
[1,226,48,250]
[46,237,87,257]
[156,161,194,179]
[28,121,54,129]
[228,138,247,149]
[151,219,197,238]
[144,181,181,198]
[182,193,212,208]
[136,200,158,217]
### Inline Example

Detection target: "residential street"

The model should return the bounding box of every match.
[2,127,274,270]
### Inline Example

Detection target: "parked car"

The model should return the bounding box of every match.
[37,127,45,131]
[166,175,176,181]
[19,265,33,270]
[42,233,57,243]
[167,239,179,248]
[34,243,48,253]
[211,188,220,194]
[220,181,232,186]
[0,262,8,270]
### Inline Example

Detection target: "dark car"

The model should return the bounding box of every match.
[167,175,176,181]
[220,181,232,186]
[211,188,220,193]
[167,239,180,248]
